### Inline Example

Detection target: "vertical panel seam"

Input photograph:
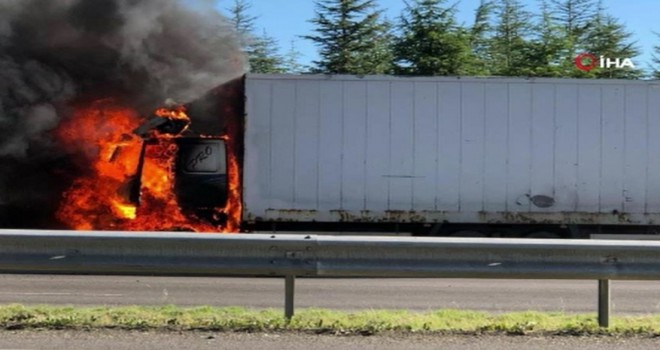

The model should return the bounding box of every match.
[268,82,274,211]
[412,82,417,211]
[363,82,368,211]
[552,84,557,207]
[434,83,440,211]
[292,82,298,207]
[528,84,533,212]
[458,83,463,212]
[388,81,392,211]
[599,86,603,213]
[505,83,510,212]
[575,86,580,212]
[316,83,321,209]
[340,81,345,210]
[645,86,650,213]
[481,83,486,212]
[622,85,627,212]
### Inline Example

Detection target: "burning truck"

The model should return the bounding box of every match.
[0,0,244,232]
[4,2,660,238]
[40,74,660,239]
[52,79,244,233]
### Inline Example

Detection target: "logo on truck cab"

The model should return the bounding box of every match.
[574,53,635,71]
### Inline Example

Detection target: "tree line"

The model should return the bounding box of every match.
[229,0,660,79]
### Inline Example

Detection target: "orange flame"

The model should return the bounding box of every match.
[55,99,240,233]
[217,135,241,232]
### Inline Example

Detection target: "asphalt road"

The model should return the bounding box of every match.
[1,275,660,314]
[0,331,659,350]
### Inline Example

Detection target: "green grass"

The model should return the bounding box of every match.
[1,304,660,335]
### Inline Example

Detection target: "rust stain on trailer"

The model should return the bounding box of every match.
[330,210,374,222]
[327,210,428,223]
[262,209,319,222]
[496,211,633,225]
[611,210,632,224]
[251,208,641,225]
[497,212,572,224]
[384,210,428,223]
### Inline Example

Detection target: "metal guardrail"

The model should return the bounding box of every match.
[2,229,660,327]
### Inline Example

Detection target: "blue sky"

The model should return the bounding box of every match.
[215,0,660,72]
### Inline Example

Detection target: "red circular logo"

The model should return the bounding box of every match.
[574,53,598,71]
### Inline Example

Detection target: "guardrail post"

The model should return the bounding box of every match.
[598,279,610,328]
[285,275,295,319]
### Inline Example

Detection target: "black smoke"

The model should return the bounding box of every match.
[0,0,246,227]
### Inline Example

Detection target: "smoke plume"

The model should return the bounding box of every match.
[0,0,246,225]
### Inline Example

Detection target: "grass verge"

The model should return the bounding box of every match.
[1,304,660,336]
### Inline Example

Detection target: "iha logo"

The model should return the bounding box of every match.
[574,53,635,71]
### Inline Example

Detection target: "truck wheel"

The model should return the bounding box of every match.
[525,231,561,239]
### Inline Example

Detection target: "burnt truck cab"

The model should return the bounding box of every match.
[131,113,229,225]
[174,137,228,210]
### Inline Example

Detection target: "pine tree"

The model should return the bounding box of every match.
[465,0,494,75]
[548,0,597,76]
[394,0,472,76]
[522,0,567,77]
[283,41,305,74]
[489,0,534,76]
[652,33,660,79]
[228,0,257,45]
[305,0,393,74]
[549,0,595,46]
[248,30,286,73]
[362,16,395,74]
[582,4,642,79]
[227,0,286,73]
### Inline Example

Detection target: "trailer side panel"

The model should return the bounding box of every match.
[243,75,660,225]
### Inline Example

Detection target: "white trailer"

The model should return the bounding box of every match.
[241,74,660,236]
